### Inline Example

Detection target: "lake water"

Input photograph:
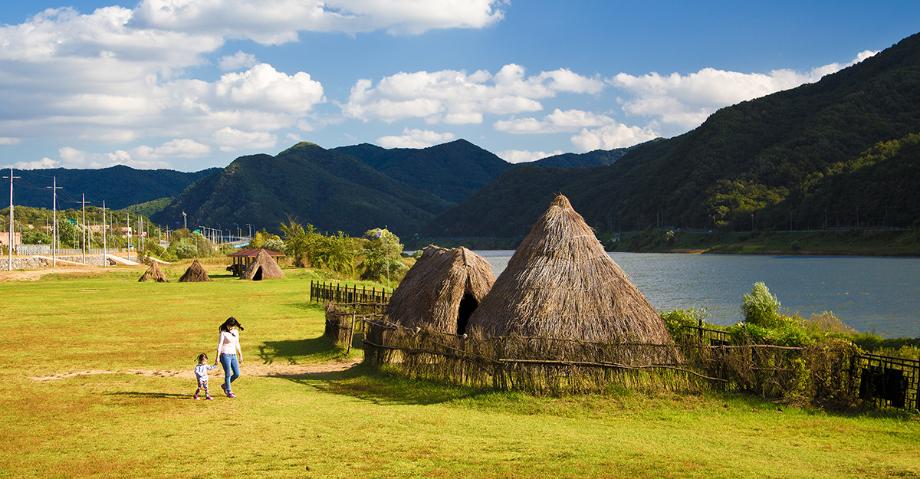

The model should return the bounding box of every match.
[474,251,920,338]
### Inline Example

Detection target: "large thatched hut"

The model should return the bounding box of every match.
[138,261,167,283]
[242,249,284,280]
[467,194,673,346]
[179,259,211,282]
[386,246,496,335]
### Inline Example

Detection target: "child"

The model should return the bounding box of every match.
[194,353,218,400]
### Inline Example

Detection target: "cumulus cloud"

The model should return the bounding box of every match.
[376,128,455,148]
[344,64,604,124]
[52,146,170,169]
[134,138,211,160]
[213,127,278,152]
[610,50,879,132]
[218,51,258,71]
[494,109,614,134]
[0,137,21,145]
[133,0,505,43]
[498,149,563,163]
[7,157,60,170]
[570,123,659,151]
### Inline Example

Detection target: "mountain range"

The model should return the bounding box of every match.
[9,32,920,244]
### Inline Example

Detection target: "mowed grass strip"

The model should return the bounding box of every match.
[0,265,917,478]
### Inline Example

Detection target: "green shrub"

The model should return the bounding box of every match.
[742,282,782,327]
[660,308,708,336]
[173,242,198,259]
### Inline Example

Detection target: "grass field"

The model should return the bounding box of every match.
[0,263,918,478]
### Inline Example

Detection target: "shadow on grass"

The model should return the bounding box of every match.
[276,362,496,406]
[281,301,324,313]
[257,336,347,365]
[106,391,189,400]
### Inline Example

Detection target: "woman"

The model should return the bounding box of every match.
[215,317,244,398]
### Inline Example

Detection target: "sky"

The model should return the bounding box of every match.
[0,0,918,171]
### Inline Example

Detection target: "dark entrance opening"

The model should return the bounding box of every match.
[457,293,478,335]
[253,267,263,281]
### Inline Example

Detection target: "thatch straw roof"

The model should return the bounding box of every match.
[387,246,496,335]
[467,194,673,345]
[242,249,284,280]
[138,261,168,283]
[179,259,211,282]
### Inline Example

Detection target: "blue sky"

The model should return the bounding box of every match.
[0,0,918,170]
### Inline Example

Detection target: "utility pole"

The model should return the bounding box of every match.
[126,211,131,260]
[3,168,20,271]
[46,177,62,268]
[246,224,252,239]
[181,211,187,230]
[102,201,107,267]
[79,194,91,264]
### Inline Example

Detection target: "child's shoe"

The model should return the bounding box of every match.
[193,392,200,400]
[227,392,236,398]
[205,395,213,401]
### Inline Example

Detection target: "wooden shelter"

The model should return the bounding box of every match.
[242,249,284,280]
[227,248,284,277]
[467,194,674,346]
[138,261,167,283]
[179,259,211,282]
[386,246,496,335]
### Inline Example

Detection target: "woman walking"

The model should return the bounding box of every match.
[215,317,244,398]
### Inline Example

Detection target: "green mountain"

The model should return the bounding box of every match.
[8,165,218,210]
[331,139,511,203]
[528,140,662,168]
[427,32,920,238]
[152,142,451,236]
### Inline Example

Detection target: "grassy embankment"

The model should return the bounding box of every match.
[0,263,917,478]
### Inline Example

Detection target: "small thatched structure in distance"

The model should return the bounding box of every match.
[467,194,673,347]
[138,261,168,283]
[179,259,211,282]
[242,249,284,281]
[386,246,496,335]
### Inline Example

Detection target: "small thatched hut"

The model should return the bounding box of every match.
[467,194,673,346]
[138,261,167,283]
[242,249,284,280]
[386,246,496,335]
[179,259,211,282]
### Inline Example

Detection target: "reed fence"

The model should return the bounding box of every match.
[310,281,919,410]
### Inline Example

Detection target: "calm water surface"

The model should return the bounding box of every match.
[474,251,920,338]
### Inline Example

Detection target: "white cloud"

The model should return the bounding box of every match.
[218,51,258,71]
[376,128,455,149]
[133,0,505,43]
[55,146,170,169]
[214,63,324,113]
[135,138,211,159]
[610,50,879,132]
[213,127,277,152]
[0,137,21,145]
[498,149,563,163]
[571,123,658,151]
[344,64,603,124]
[7,157,60,170]
[494,109,614,134]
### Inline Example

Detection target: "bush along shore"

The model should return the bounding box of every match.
[608,228,920,256]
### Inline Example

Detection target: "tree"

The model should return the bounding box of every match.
[280,219,318,267]
[360,228,406,283]
[742,282,782,328]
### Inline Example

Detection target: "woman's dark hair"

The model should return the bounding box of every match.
[219,316,244,332]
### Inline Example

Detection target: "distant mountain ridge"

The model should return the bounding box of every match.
[7,166,218,210]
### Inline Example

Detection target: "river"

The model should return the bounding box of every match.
[473,251,920,338]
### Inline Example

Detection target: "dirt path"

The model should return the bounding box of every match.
[30,358,361,382]
[0,265,138,282]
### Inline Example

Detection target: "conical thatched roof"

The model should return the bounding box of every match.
[179,259,211,282]
[242,249,284,280]
[387,246,496,334]
[467,194,672,345]
[138,261,168,283]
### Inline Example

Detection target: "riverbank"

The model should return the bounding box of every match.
[610,229,920,256]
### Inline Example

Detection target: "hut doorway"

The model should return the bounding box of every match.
[253,267,263,281]
[457,293,478,335]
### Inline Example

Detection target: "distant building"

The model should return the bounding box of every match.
[0,232,22,248]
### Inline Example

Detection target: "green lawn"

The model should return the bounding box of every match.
[0,265,917,478]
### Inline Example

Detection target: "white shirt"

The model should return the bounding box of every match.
[217,330,240,356]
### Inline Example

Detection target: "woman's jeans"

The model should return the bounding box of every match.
[219,353,240,392]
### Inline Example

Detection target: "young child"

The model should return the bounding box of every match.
[194,353,218,400]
